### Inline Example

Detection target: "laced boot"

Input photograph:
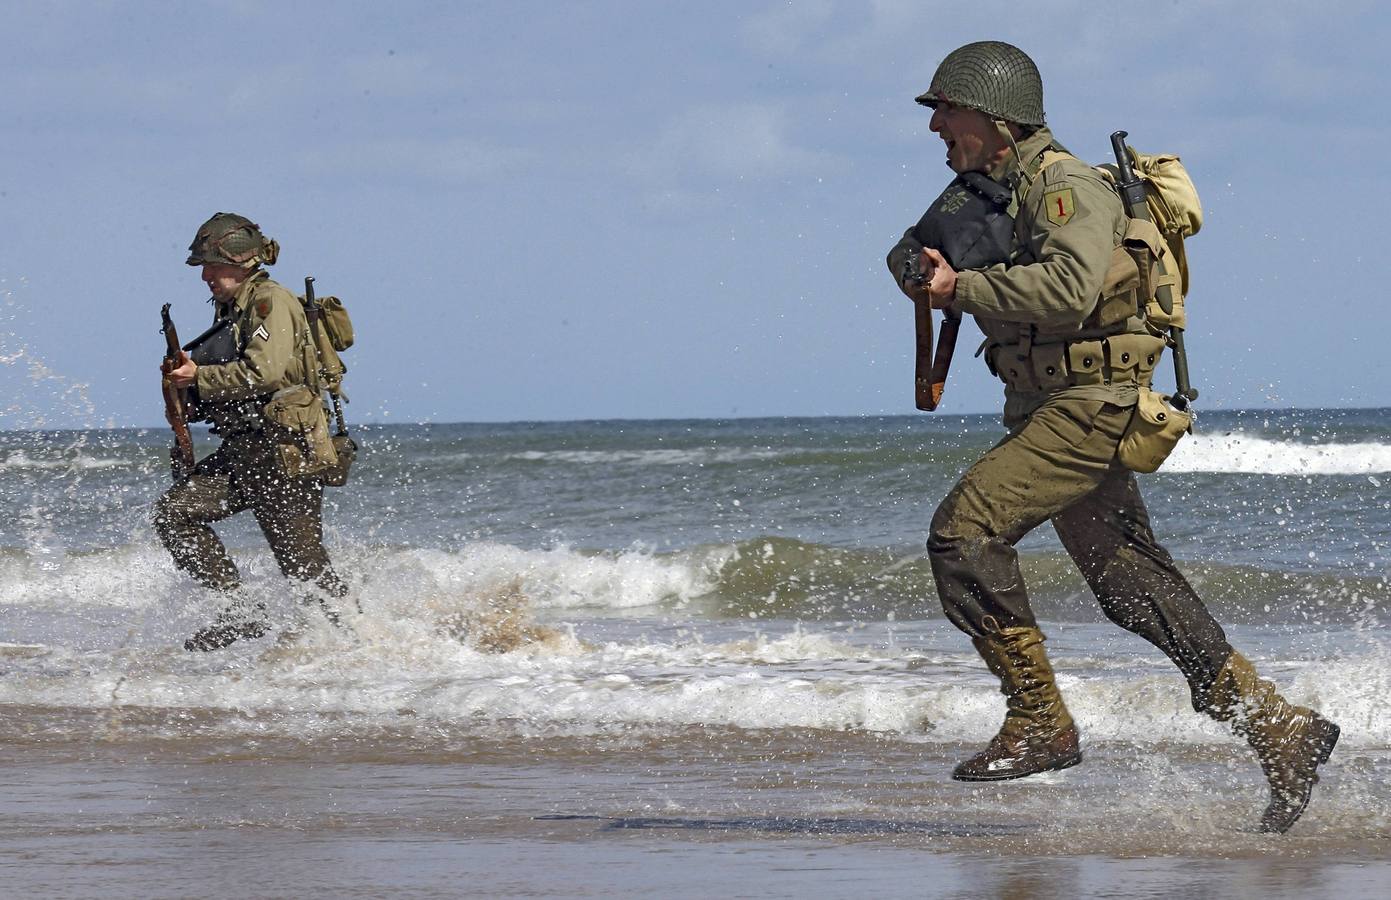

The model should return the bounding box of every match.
[1208,652,1340,833]
[953,625,1082,781]
[184,598,270,652]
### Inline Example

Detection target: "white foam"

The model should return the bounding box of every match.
[0,449,126,471]
[360,542,722,612]
[4,539,1385,750]
[0,545,182,608]
[505,448,788,466]
[1166,434,1391,475]
[3,619,1384,750]
[0,541,723,614]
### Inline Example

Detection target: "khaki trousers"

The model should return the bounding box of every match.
[152,432,344,597]
[928,396,1232,710]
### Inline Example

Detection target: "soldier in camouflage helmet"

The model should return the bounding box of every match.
[185,213,280,269]
[886,41,1338,833]
[155,213,350,651]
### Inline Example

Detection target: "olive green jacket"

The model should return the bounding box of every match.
[191,270,314,434]
[892,127,1142,424]
[955,128,1122,324]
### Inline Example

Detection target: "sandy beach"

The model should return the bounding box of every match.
[3,706,1387,898]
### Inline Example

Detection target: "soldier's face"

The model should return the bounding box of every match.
[929,102,1008,174]
[201,263,249,300]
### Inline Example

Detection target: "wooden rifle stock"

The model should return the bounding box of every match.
[160,303,196,481]
[914,300,960,411]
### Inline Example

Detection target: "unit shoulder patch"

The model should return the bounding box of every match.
[1043,187,1076,226]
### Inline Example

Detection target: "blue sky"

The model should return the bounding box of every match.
[1,0,1386,428]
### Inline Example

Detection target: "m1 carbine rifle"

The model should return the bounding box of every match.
[159,304,196,481]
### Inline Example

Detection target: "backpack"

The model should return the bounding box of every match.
[1080,144,1202,463]
[298,291,354,397]
[1041,145,1201,325]
[1097,148,1202,312]
[298,284,358,485]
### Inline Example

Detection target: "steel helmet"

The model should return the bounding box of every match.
[916,41,1046,127]
[186,212,279,267]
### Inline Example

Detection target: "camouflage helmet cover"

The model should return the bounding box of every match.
[916,41,1045,127]
[186,212,279,268]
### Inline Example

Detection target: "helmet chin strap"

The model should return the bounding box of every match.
[992,118,1030,194]
[994,118,1022,166]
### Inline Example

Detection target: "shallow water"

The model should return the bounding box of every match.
[2,413,1389,894]
[3,721,1387,898]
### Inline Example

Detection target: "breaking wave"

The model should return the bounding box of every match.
[5,536,1385,629]
[1166,434,1391,475]
[0,617,1383,749]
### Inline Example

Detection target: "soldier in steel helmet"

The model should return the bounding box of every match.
[154,213,349,651]
[886,41,1338,833]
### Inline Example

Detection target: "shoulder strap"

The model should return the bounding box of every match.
[1038,148,1073,172]
[1014,144,1073,207]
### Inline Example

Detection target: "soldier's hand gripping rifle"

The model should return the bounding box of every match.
[895,170,1012,411]
[901,253,961,412]
[1110,131,1198,411]
[159,304,196,481]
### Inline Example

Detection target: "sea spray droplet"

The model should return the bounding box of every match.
[1370,476,1383,488]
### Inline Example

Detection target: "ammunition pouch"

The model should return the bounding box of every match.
[262,385,338,479]
[985,332,1167,394]
[1095,217,1186,330]
[1118,389,1192,473]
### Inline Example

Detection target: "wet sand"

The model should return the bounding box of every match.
[2,708,1387,898]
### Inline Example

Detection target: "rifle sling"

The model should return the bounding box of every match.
[914,303,960,412]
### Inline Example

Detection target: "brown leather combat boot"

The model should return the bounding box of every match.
[952,625,1082,782]
[1208,652,1340,833]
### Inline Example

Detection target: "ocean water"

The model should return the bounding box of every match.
[2,411,1389,895]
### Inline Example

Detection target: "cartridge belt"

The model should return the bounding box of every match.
[981,331,1167,394]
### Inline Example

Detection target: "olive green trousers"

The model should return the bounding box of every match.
[928,396,1232,710]
[152,433,345,597]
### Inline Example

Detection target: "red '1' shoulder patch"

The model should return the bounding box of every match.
[1044,187,1076,226]
[256,299,272,317]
